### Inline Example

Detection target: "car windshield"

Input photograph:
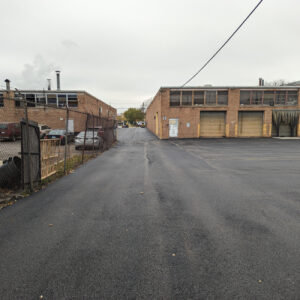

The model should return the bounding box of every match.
[0,124,8,129]
[49,129,65,135]
[77,131,98,138]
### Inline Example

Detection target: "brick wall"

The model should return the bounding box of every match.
[0,91,116,133]
[145,90,162,138]
[146,87,300,139]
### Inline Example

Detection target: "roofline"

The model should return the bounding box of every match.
[1,89,116,111]
[146,85,300,112]
[14,90,86,93]
[160,86,300,90]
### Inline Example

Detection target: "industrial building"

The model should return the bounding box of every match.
[146,84,300,139]
[0,74,116,133]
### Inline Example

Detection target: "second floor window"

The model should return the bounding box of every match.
[0,93,3,107]
[182,91,192,106]
[170,91,180,106]
[240,90,298,106]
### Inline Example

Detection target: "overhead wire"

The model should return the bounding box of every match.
[182,0,264,87]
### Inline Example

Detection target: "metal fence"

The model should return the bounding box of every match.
[0,94,116,192]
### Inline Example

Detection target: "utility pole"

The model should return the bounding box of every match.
[64,107,69,174]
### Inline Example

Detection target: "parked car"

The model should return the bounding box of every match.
[137,121,146,128]
[75,131,103,150]
[45,129,74,145]
[87,126,105,138]
[0,122,21,141]
[117,122,123,128]
[122,121,129,128]
[38,124,51,138]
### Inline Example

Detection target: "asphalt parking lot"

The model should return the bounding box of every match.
[0,140,21,163]
[0,129,299,299]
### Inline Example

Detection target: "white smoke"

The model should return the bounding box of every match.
[18,55,57,90]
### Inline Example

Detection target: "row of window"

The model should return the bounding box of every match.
[170,90,228,106]
[169,90,299,107]
[14,93,78,108]
[240,90,298,106]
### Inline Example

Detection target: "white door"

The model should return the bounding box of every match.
[169,119,178,137]
[67,119,74,133]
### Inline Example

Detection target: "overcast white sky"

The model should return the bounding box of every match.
[0,0,299,112]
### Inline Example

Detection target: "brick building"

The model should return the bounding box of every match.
[146,86,300,139]
[0,89,116,133]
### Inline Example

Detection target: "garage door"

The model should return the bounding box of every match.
[272,123,291,137]
[200,112,226,137]
[239,112,263,137]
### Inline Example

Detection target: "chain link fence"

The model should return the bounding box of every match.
[0,93,116,192]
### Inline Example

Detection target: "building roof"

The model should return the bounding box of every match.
[10,89,116,111]
[287,81,300,86]
[160,85,300,90]
[17,89,85,93]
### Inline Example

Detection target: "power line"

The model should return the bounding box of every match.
[182,0,264,87]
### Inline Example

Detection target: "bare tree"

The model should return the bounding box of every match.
[264,79,287,86]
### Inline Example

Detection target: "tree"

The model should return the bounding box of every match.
[124,108,145,124]
[264,79,287,86]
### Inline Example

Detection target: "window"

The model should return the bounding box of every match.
[36,94,46,106]
[67,94,78,107]
[26,94,36,107]
[252,91,263,105]
[240,91,251,105]
[0,93,3,107]
[182,91,192,106]
[275,91,286,105]
[58,94,67,107]
[206,91,217,105]
[170,91,180,106]
[217,91,228,105]
[47,94,57,106]
[194,91,204,105]
[263,91,274,105]
[14,93,22,107]
[287,91,298,105]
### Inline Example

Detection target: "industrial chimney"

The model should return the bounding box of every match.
[56,70,61,90]
[259,78,264,86]
[4,79,11,91]
[47,79,51,90]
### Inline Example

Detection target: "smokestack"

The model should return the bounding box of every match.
[259,77,264,86]
[4,79,10,91]
[47,79,51,90]
[56,70,61,90]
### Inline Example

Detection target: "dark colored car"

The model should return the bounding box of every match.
[45,129,74,145]
[0,122,21,141]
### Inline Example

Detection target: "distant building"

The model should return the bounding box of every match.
[287,81,300,86]
[146,84,300,139]
[0,81,116,133]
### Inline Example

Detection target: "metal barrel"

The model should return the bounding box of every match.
[0,156,21,188]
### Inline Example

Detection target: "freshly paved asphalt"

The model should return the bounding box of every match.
[0,128,299,299]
